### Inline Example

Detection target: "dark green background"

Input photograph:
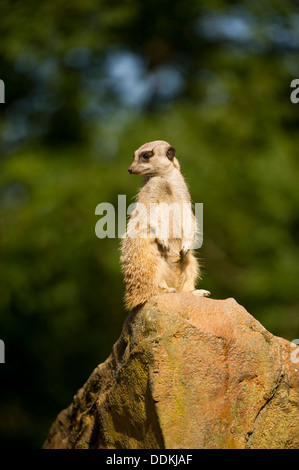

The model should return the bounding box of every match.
[1,0,299,448]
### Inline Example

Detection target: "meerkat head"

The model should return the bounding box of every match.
[128,140,180,177]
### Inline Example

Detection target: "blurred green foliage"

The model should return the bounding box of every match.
[0,0,299,448]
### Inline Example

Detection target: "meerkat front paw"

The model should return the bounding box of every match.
[157,238,170,252]
[193,289,211,297]
[180,241,193,258]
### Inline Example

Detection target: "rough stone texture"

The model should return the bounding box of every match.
[43,294,299,449]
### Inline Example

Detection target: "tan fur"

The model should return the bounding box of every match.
[120,140,209,310]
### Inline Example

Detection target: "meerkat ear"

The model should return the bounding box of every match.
[166,146,176,160]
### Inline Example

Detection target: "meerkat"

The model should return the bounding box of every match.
[120,140,210,310]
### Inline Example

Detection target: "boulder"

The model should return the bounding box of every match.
[43,294,299,449]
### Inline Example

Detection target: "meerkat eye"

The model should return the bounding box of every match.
[140,151,153,162]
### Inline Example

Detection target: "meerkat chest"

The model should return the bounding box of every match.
[142,177,189,205]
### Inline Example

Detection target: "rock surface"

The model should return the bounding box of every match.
[43,294,299,449]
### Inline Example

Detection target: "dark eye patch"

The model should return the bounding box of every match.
[140,150,153,162]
